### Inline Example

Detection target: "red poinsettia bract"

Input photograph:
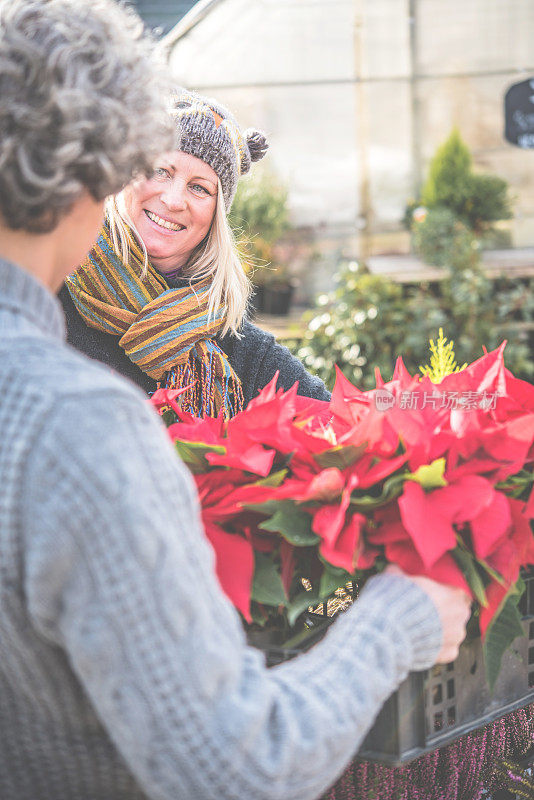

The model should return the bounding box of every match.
[153,352,534,643]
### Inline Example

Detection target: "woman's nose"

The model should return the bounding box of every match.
[161,179,187,211]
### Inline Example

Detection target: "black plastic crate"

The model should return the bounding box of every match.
[359,614,534,764]
[254,571,534,765]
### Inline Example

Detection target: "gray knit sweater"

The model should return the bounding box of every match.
[0,256,442,800]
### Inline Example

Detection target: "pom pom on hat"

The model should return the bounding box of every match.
[245,129,269,163]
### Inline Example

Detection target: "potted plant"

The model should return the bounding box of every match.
[405,128,513,262]
[152,332,534,767]
[229,169,296,316]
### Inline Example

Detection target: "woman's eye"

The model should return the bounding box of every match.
[191,183,210,195]
[153,167,170,179]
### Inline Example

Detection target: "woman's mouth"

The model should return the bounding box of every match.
[144,210,184,232]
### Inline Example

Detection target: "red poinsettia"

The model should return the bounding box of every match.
[153,344,534,684]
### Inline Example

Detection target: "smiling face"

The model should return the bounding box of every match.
[122,151,218,274]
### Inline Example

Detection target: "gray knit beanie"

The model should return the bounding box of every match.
[171,89,268,212]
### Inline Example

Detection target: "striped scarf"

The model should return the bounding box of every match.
[66,223,244,419]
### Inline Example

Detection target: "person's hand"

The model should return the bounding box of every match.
[384,565,472,664]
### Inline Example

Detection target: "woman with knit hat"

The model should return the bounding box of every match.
[59,89,329,417]
[57,90,531,800]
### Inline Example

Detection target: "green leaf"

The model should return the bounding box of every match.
[287,590,320,626]
[251,553,287,606]
[319,566,350,599]
[174,440,226,473]
[476,557,507,587]
[314,444,367,470]
[250,604,269,627]
[350,472,406,511]
[254,469,288,487]
[243,499,280,515]
[483,588,525,691]
[258,500,319,546]
[161,409,177,427]
[456,535,507,587]
[452,547,487,606]
[516,573,526,599]
[497,470,533,490]
[407,458,447,489]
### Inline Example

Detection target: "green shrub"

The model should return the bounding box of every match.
[228,170,289,278]
[462,173,512,232]
[291,135,524,394]
[412,208,477,268]
[229,170,289,243]
[478,227,513,251]
[295,263,443,390]
[421,128,472,214]
[291,260,534,392]
[228,170,293,293]
[418,128,512,235]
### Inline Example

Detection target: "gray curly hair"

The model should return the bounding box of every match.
[0,0,174,233]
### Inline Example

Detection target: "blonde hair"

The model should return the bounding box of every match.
[105,180,251,337]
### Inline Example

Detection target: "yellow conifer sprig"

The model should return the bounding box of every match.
[419,328,467,384]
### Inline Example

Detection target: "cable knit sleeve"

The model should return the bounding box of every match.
[21,386,441,800]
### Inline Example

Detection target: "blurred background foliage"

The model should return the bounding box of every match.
[407,128,513,263]
[419,128,512,236]
[229,170,290,285]
[288,260,534,390]
[226,128,534,390]
[285,130,533,390]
